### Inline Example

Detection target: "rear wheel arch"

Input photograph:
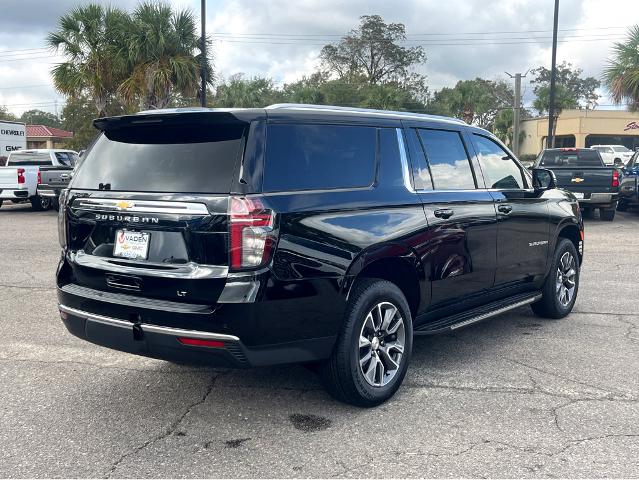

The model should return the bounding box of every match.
[345,249,423,318]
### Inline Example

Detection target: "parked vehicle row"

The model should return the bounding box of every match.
[56,104,583,407]
[0,149,79,211]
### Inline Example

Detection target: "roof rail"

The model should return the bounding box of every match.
[265,103,467,125]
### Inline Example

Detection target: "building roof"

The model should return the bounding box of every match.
[26,125,73,138]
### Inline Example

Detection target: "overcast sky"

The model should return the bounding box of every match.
[0,0,636,116]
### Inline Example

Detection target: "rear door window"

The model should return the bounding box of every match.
[417,129,476,190]
[263,124,376,192]
[7,152,52,166]
[71,123,245,193]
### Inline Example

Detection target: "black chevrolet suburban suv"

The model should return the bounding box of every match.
[57,104,583,406]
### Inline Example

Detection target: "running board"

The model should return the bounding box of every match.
[414,292,542,335]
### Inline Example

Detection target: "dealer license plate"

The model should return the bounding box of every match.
[113,230,150,260]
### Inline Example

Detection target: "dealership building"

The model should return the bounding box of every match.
[519,109,639,156]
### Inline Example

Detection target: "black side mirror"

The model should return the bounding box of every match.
[532,168,557,192]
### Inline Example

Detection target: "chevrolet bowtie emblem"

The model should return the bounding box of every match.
[571,178,585,183]
[115,200,135,210]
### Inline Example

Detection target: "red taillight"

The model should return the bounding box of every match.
[177,337,225,348]
[612,170,620,188]
[229,197,276,270]
[17,168,25,184]
[37,170,41,185]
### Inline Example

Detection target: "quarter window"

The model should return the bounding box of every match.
[473,135,525,189]
[263,124,377,192]
[417,129,476,190]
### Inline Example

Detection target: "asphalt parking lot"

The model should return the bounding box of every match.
[1,202,638,478]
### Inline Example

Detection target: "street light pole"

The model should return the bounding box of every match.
[547,0,560,148]
[200,0,207,107]
[506,71,527,157]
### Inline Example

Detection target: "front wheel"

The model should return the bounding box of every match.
[319,279,413,407]
[532,238,580,319]
[0,200,3,209]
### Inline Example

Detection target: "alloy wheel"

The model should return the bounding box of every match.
[556,251,577,307]
[358,301,406,387]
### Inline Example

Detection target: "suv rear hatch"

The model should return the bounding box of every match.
[61,112,253,306]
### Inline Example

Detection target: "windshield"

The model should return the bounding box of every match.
[613,146,632,153]
[71,123,245,193]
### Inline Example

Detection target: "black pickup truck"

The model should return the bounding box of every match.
[56,105,583,406]
[534,148,620,221]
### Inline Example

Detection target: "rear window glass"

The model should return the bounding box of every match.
[8,152,52,166]
[71,124,245,193]
[55,152,80,167]
[263,124,376,192]
[539,150,603,167]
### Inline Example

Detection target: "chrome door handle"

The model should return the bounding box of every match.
[434,208,454,219]
[498,204,513,214]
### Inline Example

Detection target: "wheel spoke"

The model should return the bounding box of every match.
[359,335,371,348]
[365,356,377,383]
[359,350,372,367]
[364,313,375,332]
[375,357,385,384]
[380,305,397,333]
[378,346,400,371]
[384,340,404,355]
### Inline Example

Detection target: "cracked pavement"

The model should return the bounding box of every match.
[0,203,638,478]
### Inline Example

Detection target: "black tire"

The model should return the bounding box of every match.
[319,279,413,407]
[30,196,51,211]
[581,207,593,219]
[600,206,616,222]
[617,201,628,212]
[51,197,60,211]
[0,200,3,209]
[531,238,580,319]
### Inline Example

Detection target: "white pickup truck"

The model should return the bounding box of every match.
[0,149,79,211]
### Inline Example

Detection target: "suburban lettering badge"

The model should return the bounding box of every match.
[95,213,159,224]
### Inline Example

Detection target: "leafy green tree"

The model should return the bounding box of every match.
[427,78,514,129]
[531,62,600,113]
[0,106,18,122]
[60,95,97,150]
[605,26,639,111]
[19,109,62,128]
[47,4,130,117]
[118,2,213,110]
[213,74,281,108]
[320,15,426,86]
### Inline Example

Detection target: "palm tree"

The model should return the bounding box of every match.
[47,4,130,117]
[119,2,213,110]
[605,26,639,111]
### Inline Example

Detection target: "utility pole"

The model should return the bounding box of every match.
[200,0,207,107]
[547,0,560,148]
[506,71,528,157]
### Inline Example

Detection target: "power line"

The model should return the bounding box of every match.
[210,25,629,37]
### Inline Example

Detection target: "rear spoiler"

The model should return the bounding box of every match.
[93,109,262,132]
